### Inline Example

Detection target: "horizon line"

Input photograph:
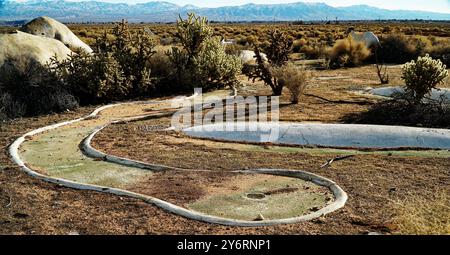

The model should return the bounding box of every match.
[5,0,450,15]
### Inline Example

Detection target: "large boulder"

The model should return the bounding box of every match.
[239,50,268,64]
[20,16,93,53]
[349,31,381,49]
[0,31,72,72]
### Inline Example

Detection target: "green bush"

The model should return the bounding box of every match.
[194,37,243,89]
[105,20,156,97]
[52,52,132,104]
[52,20,157,104]
[168,13,242,91]
[402,54,449,104]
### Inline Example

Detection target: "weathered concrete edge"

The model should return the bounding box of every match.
[81,123,348,226]
[9,92,347,226]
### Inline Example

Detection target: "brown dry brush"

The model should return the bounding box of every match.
[328,37,371,68]
[270,63,311,104]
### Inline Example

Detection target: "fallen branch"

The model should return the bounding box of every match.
[305,93,375,105]
[321,155,355,168]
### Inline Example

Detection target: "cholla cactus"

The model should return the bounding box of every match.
[402,54,449,104]
[246,30,293,95]
[169,13,241,91]
[195,37,243,89]
[175,13,213,58]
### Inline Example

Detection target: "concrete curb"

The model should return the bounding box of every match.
[9,92,347,227]
[81,121,348,226]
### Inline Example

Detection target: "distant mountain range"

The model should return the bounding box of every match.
[1,0,449,23]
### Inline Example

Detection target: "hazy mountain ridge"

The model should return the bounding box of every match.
[0,0,449,22]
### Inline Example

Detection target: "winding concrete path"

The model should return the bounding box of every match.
[9,91,347,226]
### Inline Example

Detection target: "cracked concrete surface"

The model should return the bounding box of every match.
[183,122,450,149]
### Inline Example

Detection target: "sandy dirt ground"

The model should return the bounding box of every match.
[1,65,449,234]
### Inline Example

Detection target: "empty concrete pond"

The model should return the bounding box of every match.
[183,122,450,150]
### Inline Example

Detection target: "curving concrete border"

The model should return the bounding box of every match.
[80,117,347,226]
[9,94,348,226]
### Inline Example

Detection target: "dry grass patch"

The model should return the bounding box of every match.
[391,190,450,235]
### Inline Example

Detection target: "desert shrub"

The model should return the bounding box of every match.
[342,97,450,128]
[270,63,311,104]
[380,33,417,64]
[262,30,293,67]
[0,62,78,120]
[52,52,132,104]
[148,51,171,79]
[224,43,247,56]
[245,30,293,96]
[0,93,26,120]
[51,21,157,104]
[402,54,448,104]
[301,43,328,60]
[328,37,371,68]
[105,20,156,97]
[168,13,242,92]
[160,37,173,46]
[428,44,450,66]
[292,39,304,53]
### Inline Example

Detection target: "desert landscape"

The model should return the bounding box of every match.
[0,0,449,236]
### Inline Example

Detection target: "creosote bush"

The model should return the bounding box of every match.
[380,33,417,64]
[402,54,448,104]
[270,63,311,104]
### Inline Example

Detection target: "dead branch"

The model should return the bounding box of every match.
[321,155,355,168]
[305,93,375,105]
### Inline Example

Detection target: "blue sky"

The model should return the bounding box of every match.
[16,1,450,13]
